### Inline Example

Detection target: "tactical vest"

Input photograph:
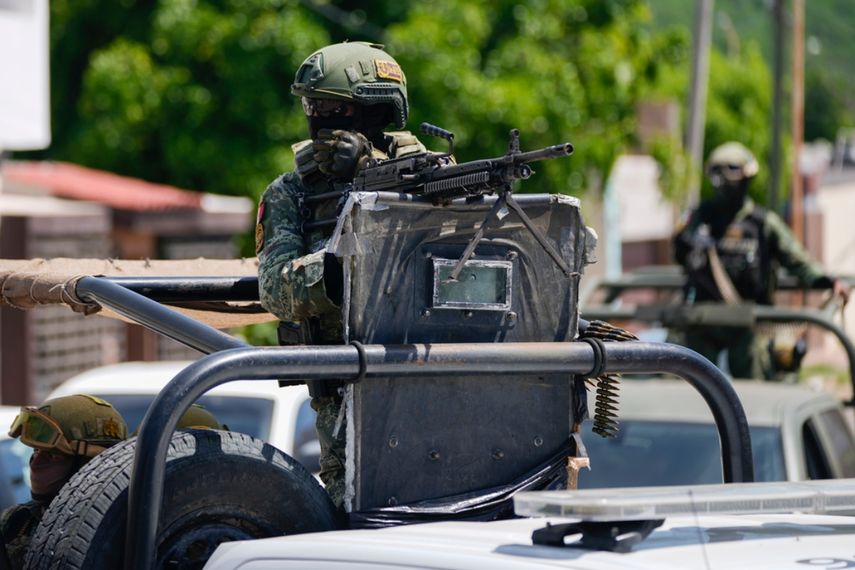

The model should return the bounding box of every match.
[689,207,771,304]
[275,131,427,349]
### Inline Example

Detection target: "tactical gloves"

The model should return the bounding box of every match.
[313,129,373,180]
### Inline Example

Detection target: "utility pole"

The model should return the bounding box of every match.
[770,0,785,215]
[685,0,715,208]
[791,0,805,241]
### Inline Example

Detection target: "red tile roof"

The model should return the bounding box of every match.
[2,161,203,212]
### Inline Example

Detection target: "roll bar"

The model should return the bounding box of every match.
[73,277,752,570]
[582,303,855,404]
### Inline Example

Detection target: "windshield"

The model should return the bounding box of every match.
[93,394,275,440]
[578,420,785,488]
[0,438,32,504]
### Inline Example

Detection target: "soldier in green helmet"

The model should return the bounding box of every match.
[130,403,229,436]
[256,42,429,509]
[0,394,128,568]
[673,141,850,379]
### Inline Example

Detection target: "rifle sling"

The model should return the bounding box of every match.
[707,245,742,305]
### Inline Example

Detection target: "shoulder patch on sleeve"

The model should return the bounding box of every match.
[255,199,267,254]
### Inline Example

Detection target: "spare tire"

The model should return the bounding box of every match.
[26,429,339,569]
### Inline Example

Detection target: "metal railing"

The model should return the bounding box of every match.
[76,277,753,570]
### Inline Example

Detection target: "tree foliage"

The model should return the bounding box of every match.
[704,43,775,204]
[647,0,855,142]
[387,0,686,197]
[52,0,330,199]
[37,0,687,207]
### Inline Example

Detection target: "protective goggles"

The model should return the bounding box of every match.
[8,407,107,457]
[706,163,748,185]
[301,97,355,118]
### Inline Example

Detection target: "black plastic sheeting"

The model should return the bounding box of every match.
[348,439,573,528]
[334,192,596,511]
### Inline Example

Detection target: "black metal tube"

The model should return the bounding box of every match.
[104,276,260,303]
[601,342,754,486]
[582,304,855,403]
[125,341,752,570]
[77,277,248,354]
[360,191,568,210]
[303,217,338,231]
[304,189,346,204]
[515,142,574,162]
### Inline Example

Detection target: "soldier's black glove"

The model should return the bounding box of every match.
[313,129,373,180]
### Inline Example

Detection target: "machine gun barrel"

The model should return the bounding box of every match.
[515,142,574,163]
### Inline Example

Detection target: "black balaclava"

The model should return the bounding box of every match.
[29,451,88,504]
[307,103,394,150]
[711,177,749,211]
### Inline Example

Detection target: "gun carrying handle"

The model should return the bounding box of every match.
[420,122,455,156]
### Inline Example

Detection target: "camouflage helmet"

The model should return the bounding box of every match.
[291,41,408,129]
[705,142,759,186]
[9,394,127,457]
[130,403,228,436]
[176,404,228,431]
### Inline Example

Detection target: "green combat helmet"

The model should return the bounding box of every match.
[131,403,229,436]
[291,41,408,129]
[176,404,229,431]
[9,394,127,457]
[705,141,759,187]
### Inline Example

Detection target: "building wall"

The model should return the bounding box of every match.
[0,209,128,403]
[0,168,253,404]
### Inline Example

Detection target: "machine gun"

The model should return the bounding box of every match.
[353,123,574,203]
[305,125,575,281]
[346,124,576,281]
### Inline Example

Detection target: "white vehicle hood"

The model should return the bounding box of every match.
[205,513,855,570]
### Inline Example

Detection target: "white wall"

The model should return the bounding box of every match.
[0,0,50,150]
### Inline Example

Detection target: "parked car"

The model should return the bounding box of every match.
[203,478,855,570]
[47,361,320,471]
[0,405,31,509]
[580,378,855,488]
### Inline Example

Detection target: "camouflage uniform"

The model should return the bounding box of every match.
[0,501,44,569]
[257,132,426,507]
[257,40,424,508]
[256,39,431,507]
[674,196,833,378]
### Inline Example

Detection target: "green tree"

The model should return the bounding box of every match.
[37,0,687,207]
[703,43,776,205]
[804,70,852,142]
[633,35,779,206]
[388,0,686,196]
[66,0,329,199]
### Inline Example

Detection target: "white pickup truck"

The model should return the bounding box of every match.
[204,480,855,570]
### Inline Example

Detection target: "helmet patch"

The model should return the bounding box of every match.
[101,417,122,440]
[375,60,403,83]
[80,394,112,407]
